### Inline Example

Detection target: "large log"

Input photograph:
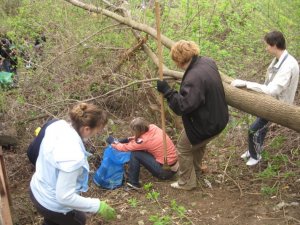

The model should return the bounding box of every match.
[64,0,300,133]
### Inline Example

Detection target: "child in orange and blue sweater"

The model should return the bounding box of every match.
[107,117,178,189]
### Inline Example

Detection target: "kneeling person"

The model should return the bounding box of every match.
[108,117,178,189]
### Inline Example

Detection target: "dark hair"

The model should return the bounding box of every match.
[130,117,149,140]
[69,103,108,133]
[264,31,286,50]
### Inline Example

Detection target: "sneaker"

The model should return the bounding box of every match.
[170,181,195,191]
[246,155,261,166]
[241,150,250,159]
[126,182,141,190]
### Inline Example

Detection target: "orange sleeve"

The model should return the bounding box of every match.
[112,140,148,152]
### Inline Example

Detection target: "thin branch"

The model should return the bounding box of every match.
[113,36,147,72]
[83,77,173,102]
[24,103,57,118]
[222,153,232,183]
[224,172,243,197]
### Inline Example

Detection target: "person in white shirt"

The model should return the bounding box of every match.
[30,103,116,225]
[231,31,299,166]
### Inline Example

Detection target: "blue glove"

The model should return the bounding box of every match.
[106,135,115,144]
[118,138,129,143]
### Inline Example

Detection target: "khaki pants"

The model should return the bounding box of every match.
[176,130,215,189]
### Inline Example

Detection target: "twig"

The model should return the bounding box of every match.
[24,103,57,118]
[113,36,147,72]
[182,214,196,225]
[285,216,300,224]
[82,77,173,102]
[222,152,233,183]
[224,172,243,197]
[19,114,50,124]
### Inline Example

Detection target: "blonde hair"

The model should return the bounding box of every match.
[171,40,199,67]
[69,103,108,132]
[130,117,150,140]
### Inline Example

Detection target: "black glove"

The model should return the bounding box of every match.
[118,138,129,143]
[156,80,170,94]
[106,135,115,144]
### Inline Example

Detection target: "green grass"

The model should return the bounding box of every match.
[261,185,278,196]
[270,136,286,150]
[149,215,171,225]
[258,165,278,179]
[127,197,138,208]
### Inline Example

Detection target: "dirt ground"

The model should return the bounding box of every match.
[4,124,300,225]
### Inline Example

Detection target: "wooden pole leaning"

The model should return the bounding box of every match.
[155,2,170,170]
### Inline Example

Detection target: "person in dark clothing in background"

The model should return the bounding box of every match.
[156,40,229,190]
[0,37,12,72]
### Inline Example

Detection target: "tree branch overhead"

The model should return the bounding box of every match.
[64,0,300,133]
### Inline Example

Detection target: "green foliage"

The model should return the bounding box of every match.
[259,153,290,179]
[272,154,288,165]
[127,197,138,208]
[146,190,160,201]
[149,214,171,225]
[269,136,286,150]
[143,182,153,191]
[258,164,278,179]
[171,200,186,219]
[16,95,25,105]
[0,0,21,17]
[127,0,299,77]
[283,171,296,178]
[261,151,271,161]
[261,185,278,196]
[89,82,100,93]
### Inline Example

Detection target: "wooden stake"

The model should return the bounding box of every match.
[155,2,169,169]
[0,147,13,225]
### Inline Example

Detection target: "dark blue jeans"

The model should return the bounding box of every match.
[248,117,269,160]
[2,58,11,72]
[128,151,175,186]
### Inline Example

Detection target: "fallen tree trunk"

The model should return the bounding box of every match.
[65,0,175,48]
[64,0,300,133]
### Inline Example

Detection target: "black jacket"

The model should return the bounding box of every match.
[165,56,229,145]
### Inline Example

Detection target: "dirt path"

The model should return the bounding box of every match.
[4,128,300,225]
[8,156,299,225]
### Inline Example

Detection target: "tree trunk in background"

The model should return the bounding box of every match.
[64,0,300,133]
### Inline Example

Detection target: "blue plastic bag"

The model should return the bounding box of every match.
[93,145,131,189]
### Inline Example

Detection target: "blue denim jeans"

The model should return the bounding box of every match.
[2,58,11,72]
[128,151,175,186]
[248,117,269,160]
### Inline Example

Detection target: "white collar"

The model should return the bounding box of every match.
[67,121,92,157]
[273,50,288,69]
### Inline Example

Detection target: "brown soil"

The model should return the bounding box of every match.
[5,124,300,225]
